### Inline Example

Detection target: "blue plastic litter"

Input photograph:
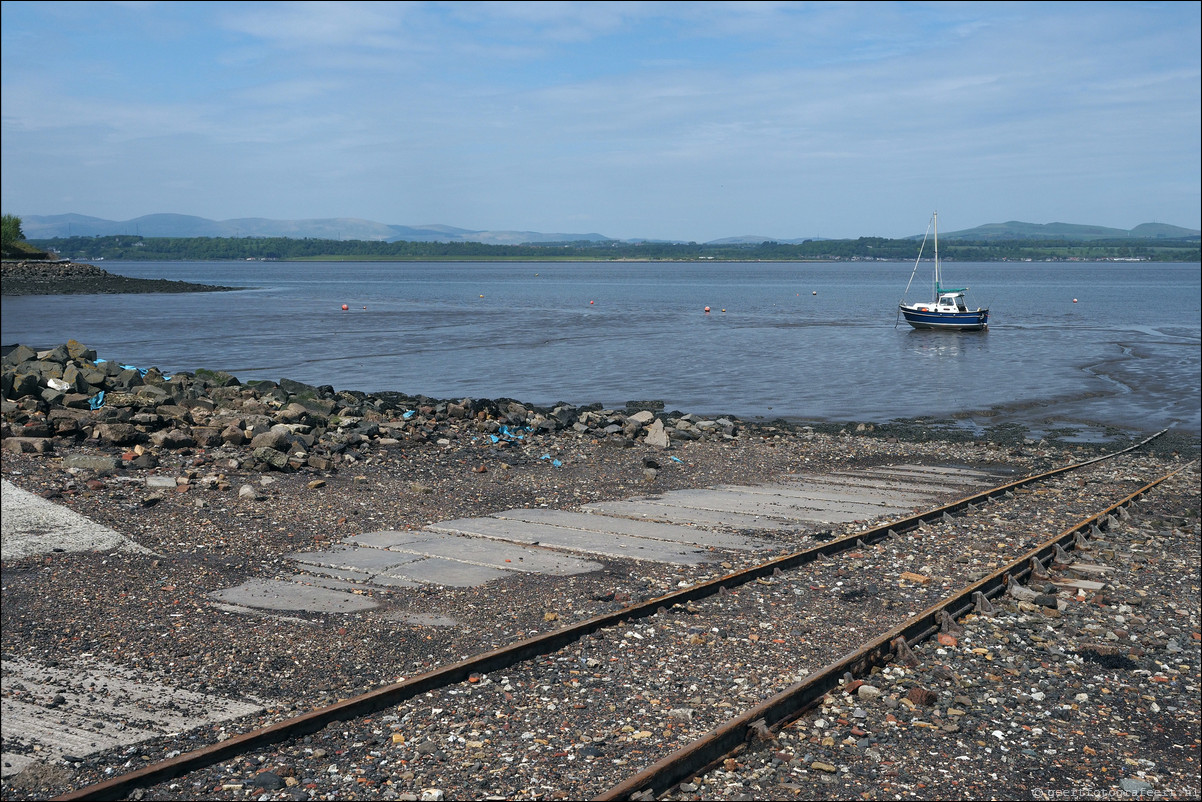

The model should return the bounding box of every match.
[669,456,683,463]
[88,390,105,410]
[94,359,170,380]
[403,410,416,419]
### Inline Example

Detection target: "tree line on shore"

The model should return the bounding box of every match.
[15,229,1202,264]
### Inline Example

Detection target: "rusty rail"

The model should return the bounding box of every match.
[594,460,1189,801]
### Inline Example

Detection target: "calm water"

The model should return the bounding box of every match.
[3,260,1199,436]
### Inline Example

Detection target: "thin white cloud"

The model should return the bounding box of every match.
[2,0,1198,239]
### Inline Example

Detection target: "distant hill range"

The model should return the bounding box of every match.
[19,213,1200,244]
[933,220,1199,241]
[21,214,613,245]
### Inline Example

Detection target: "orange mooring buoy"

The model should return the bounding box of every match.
[704,306,711,313]
[341,304,348,311]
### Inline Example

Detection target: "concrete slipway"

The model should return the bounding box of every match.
[0,464,994,780]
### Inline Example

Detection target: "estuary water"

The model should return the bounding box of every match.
[2,260,1199,438]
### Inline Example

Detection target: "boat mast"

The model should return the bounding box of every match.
[933,211,940,296]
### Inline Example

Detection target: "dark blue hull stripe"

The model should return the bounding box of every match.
[899,308,989,330]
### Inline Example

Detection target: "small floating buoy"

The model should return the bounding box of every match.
[812,291,817,295]
[590,300,594,305]
[1073,298,1078,303]
[721,309,726,313]
[363,306,367,310]
[704,306,711,313]
[341,304,348,311]
[480,294,484,298]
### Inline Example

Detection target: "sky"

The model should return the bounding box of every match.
[2,1,1199,242]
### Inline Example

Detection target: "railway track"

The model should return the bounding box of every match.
[46,431,1195,800]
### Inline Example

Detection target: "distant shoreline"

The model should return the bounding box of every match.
[0,260,242,296]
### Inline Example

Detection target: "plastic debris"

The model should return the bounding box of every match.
[94,359,170,380]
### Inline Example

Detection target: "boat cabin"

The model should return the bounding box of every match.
[935,292,970,312]
[914,292,972,313]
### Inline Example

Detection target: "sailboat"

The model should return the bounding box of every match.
[898,213,989,331]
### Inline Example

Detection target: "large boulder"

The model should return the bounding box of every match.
[65,339,97,361]
[2,345,38,366]
[93,423,142,446]
[249,425,294,452]
[644,419,671,449]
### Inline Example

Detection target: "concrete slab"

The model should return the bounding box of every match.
[777,474,951,494]
[729,479,938,502]
[580,499,800,531]
[354,530,603,575]
[2,697,161,774]
[373,557,513,587]
[872,465,994,480]
[205,603,323,625]
[490,508,774,551]
[195,462,1001,616]
[710,484,920,511]
[636,488,891,523]
[1,479,154,560]
[292,564,377,582]
[345,573,423,589]
[209,578,379,612]
[0,657,267,779]
[287,574,391,591]
[428,517,714,565]
[827,466,992,488]
[287,544,425,573]
[346,530,433,549]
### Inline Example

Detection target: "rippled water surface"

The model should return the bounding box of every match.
[3,260,1198,435]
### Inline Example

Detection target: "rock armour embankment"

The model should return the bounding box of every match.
[0,260,238,295]
[1,340,733,474]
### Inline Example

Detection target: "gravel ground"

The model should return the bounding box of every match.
[2,413,1197,799]
[666,465,1202,802]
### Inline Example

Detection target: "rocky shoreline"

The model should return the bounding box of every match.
[1,342,1199,800]
[1,340,768,474]
[3,340,1196,473]
[0,260,239,296]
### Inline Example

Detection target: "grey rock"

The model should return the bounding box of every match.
[62,454,121,475]
[645,419,670,449]
[2,437,54,454]
[249,425,294,452]
[94,422,142,445]
[220,424,247,445]
[253,446,291,470]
